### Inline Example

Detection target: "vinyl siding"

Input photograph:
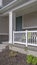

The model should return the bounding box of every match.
[22,12,37,29]
[3,0,14,6]
[0,16,9,33]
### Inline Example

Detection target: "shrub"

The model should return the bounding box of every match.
[26,55,37,65]
[26,55,33,64]
[32,57,37,65]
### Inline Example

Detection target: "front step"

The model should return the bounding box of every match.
[9,43,37,51]
[0,44,9,52]
[9,44,37,57]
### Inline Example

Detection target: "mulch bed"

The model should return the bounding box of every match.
[0,46,31,65]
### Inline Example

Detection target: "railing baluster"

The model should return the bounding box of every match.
[26,30,28,47]
[35,32,36,43]
[13,30,37,47]
[13,31,14,44]
[31,32,32,43]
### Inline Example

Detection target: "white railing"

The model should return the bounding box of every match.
[13,30,37,47]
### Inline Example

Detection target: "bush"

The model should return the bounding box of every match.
[26,55,37,65]
[26,55,33,64]
[32,57,37,65]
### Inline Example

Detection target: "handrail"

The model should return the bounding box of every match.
[13,30,37,47]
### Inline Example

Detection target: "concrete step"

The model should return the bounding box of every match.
[9,43,37,51]
[9,44,37,57]
[0,44,9,52]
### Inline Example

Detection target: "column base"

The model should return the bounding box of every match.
[9,41,12,44]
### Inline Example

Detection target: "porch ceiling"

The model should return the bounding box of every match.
[14,1,37,16]
[0,0,37,16]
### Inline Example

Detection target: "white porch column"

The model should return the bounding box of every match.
[9,11,13,43]
[13,13,16,31]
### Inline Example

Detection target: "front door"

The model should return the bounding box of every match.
[16,16,22,31]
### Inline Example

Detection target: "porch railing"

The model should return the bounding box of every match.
[13,30,37,47]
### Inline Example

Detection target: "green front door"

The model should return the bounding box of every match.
[16,16,22,31]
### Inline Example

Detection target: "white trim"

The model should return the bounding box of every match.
[13,31,26,33]
[12,0,37,11]
[26,30,28,47]
[0,0,37,16]
[14,41,26,45]
[22,26,37,30]
[9,11,12,43]
[13,31,14,44]
[14,30,37,32]
[14,42,37,46]
[28,43,37,46]
[13,30,37,47]
[0,0,17,10]
[27,30,37,32]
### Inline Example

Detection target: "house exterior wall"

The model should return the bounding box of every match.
[3,0,14,6]
[0,0,2,7]
[22,12,37,29]
[0,16,9,33]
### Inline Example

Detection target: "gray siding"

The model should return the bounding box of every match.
[0,16,9,33]
[22,12,37,29]
[3,0,14,6]
[0,16,9,42]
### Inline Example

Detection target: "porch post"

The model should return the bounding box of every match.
[9,11,13,43]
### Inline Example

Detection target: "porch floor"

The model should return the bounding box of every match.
[9,43,37,51]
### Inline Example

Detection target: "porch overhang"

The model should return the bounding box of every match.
[0,0,37,16]
[0,0,37,44]
[13,0,37,16]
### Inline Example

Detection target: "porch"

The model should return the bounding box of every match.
[0,0,37,47]
[12,11,37,47]
[13,30,37,47]
[12,0,37,47]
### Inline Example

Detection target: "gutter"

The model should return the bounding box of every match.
[12,0,37,12]
[0,0,18,13]
[0,0,37,14]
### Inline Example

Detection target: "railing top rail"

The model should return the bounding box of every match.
[27,30,37,32]
[13,31,26,33]
[13,30,37,33]
[13,30,37,47]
